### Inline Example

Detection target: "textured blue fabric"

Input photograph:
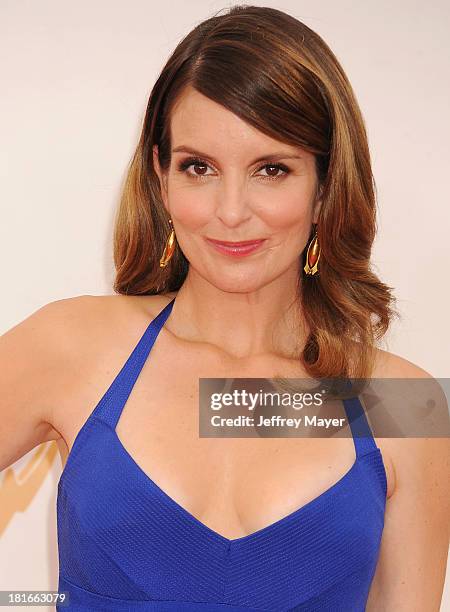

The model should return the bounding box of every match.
[56,298,387,611]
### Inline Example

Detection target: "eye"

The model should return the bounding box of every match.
[256,163,290,180]
[177,157,214,179]
[176,157,290,181]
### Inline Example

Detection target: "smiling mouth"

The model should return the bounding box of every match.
[205,238,266,246]
[204,237,267,257]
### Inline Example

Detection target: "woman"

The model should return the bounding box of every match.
[1,4,449,611]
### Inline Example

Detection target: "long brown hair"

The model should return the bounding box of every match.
[113,4,399,380]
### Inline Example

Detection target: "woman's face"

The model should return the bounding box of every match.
[153,86,322,292]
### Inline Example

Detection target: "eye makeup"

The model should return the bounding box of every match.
[176,156,291,182]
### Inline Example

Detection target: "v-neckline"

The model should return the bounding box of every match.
[58,295,381,547]
[105,296,373,547]
[112,425,366,546]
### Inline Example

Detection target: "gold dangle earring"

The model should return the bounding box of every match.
[159,218,176,268]
[303,224,321,276]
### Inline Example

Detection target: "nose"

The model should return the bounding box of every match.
[214,174,252,227]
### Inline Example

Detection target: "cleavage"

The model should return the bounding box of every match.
[115,381,356,541]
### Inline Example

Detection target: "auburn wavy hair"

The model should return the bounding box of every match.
[113,4,399,382]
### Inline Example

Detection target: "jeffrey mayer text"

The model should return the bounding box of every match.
[211,415,347,429]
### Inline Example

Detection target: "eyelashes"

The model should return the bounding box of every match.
[176,156,290,182]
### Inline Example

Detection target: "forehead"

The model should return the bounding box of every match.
[169,86,310,160]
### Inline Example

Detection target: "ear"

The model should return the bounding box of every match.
[312,184,323,225]
[152,144,169,209]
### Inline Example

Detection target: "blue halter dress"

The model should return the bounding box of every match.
[56,297,387,611]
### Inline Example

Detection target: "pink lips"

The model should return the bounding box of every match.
[205,237,266,257]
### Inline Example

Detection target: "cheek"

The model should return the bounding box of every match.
[167,180,315,231]
[255,191,312,230]
[167,187,211,228]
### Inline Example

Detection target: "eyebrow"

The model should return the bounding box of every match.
[171,145,303,165]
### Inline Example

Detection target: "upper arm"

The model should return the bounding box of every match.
[367,357,450,611]
[0,296,92,471]
[368,436,450,611]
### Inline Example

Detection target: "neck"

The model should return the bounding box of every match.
[166,266,309,361]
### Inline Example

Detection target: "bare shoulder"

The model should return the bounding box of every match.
[366,348,449,609]
[371,346,449,501]
[0,293,146,469]
[28,292,175,432]
[372,345,434,379]
[39,291,177,335]
[1,291,178,468]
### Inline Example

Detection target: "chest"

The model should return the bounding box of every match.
[61,337,376,541]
